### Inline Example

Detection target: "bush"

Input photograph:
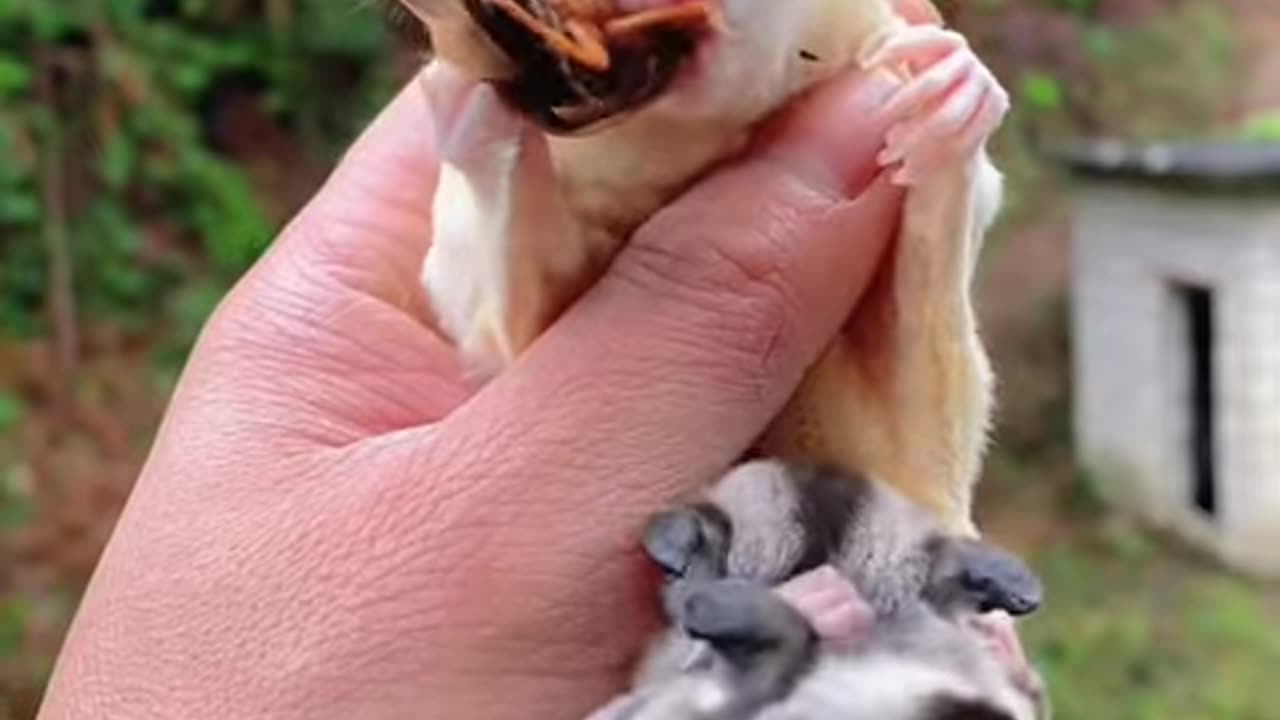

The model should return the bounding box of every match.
[0,0,407,348]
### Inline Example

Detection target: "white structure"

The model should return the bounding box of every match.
[1066,140,1280,578]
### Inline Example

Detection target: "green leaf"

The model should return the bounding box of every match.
[0,55,31,94]
[1240,111,1280,143]
[0,598,28,658]
[1019,71,1064,112]
[0,392,21,431]
[0,191,38,224]
[98,132,136,190]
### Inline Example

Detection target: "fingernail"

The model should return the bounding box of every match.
[762,70,899,196]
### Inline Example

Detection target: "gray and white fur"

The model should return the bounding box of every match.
[587,459,1049,720]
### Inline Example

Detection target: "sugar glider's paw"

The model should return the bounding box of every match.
[865,25,1009,185]
[969,611,1051,715]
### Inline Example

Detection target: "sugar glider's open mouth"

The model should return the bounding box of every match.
[463,0,713,134]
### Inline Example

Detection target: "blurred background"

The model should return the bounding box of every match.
[0,0,1277,717]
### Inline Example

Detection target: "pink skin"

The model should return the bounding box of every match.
[776,566,1039,692]
[617,0,1009,188]
[36,62,907,720]
[970,611,1043,695]
[35,2,1018,718]
[775,565,876,643]
[867,24,1011,185]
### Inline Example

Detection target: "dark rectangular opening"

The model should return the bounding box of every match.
[1178,284,1217,518]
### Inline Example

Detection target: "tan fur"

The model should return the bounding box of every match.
[407,0,999,532]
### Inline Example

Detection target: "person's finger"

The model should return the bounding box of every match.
[259,62,452,317]
[224,60,507,344]
[177,65,518,445]
[376,64,905,563]
[331,70,906,712]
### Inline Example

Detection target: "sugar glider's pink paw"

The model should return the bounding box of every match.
[969,610,1044,696]
[865,25,1010,186]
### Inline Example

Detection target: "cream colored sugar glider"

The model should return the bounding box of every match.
[394,0,1009,533]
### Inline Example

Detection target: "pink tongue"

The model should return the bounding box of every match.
[774,566,875,642]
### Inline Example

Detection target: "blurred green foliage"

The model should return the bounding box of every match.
[1027,539,1280,719]
[0,0,405,350]
[976,0,1239,231]
[1241,111,1280,142]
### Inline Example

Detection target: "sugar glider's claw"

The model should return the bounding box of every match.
[865,24,968,71]
[866,24,1009,185]
[952,84,1010,157]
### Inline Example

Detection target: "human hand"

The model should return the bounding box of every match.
[37,59,905,720]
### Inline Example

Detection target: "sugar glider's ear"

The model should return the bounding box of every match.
[642,504,731,582]
[926,538,1043,618]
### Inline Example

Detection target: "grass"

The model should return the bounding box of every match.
[981,468,1280,720]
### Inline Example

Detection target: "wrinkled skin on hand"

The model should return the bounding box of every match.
[36,52,908,720]
[422,0,1012,529]
[35,2,1030,719]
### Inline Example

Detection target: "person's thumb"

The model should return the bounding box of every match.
[426,69,907,529]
